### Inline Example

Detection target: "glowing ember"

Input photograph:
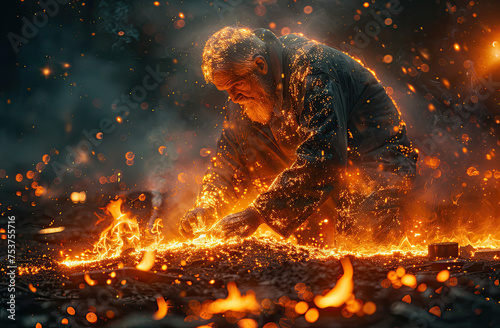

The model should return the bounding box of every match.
[42,67,51,77]
[38,226,65,234]
[401,273,417,287]
[305,308,319,323]
[84,274,97,286]
[436,270,450,282]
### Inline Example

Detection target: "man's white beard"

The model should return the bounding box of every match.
[243,99,273,124]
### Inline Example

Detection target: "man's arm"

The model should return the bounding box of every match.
[194,106,252,223]
[251,73,348,238]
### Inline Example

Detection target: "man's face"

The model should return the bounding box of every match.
[212,61,276,124]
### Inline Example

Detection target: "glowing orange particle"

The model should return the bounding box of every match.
[174,20,185,29]
[254,4,266,16]
[402,295,411,303]
[61,318,68,325]
[281,27,291,36]
[35,186,44,196]
[36,324,42,328]
[16,173,23,182]
[383,54,393,63]
[238,318,258,328]
[269,22,276,29]
[42,67,51,77]
[429,306,441,317]
[437,270,450,282]
[154,1,160,6]
[401,274,417,287]
[295,301,309,314]
[387,270,398,281]
[454,43,460,51]
[304,308,319,323]
[263,323,278,328]
[67,307,76,315]
[303,5,313,14]
[363,2,370,7]
[363,302,376,315]
[86,312,98,323]
[125,151,135,160]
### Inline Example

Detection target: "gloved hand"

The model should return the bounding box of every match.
[179,207,217,238]
[211,207,264,239]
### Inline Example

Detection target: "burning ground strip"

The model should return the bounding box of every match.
[1,199,500,328]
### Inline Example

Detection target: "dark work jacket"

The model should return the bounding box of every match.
[196,30,418,238]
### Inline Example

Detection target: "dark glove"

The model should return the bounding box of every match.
[179,207,217,239]
[211,207,264,239]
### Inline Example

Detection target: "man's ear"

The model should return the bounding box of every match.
[252,55,268,75]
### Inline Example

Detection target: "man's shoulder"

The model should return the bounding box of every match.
[280,34,354,75]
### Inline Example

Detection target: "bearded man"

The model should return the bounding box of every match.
[179,26,417,247]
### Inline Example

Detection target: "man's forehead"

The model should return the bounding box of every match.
[212,65,248,85]
[212,70,232,83]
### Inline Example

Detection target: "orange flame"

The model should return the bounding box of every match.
[153,295,169,320]
[209,282,260,314]
[94,198,141,259]
[314,257,354,308]
[136,251,155,271]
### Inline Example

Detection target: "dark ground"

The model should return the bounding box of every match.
[1,200,499,328]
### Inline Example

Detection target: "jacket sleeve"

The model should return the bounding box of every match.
[195,106,252,219]
[251,73,348,238]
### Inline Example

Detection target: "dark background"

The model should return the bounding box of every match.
[0,0,499,240]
